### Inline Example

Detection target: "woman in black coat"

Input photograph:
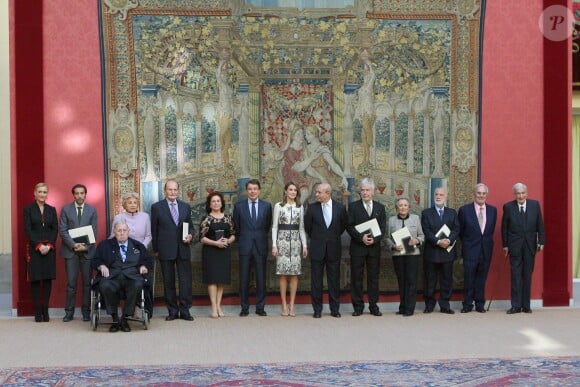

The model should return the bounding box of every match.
[24,182,58,322]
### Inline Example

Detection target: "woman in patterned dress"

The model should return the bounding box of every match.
[271,182,308,317]
[199,192,236,318]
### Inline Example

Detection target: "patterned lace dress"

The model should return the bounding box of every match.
[272,203,307,275]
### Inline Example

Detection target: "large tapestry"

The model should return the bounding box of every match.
[100,0,484,295]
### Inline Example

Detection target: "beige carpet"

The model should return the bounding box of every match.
[2,304,580,368]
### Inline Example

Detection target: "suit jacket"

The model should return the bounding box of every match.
[91,237,153,280]
[346,199,386,257]
[421,206,459,263]
[501,199,545,254]
[59,202,98,259]
[151,199,193,261]
[233,199,272,256]
[304,200,348,260]
[458,203,497,262]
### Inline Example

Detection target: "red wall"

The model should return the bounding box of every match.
[10,0,571,312]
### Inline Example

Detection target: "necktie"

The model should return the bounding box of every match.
[365,202,372,217]
[478,206,484,232]
[323,203,331,228]
[520,205,525,215]
[170,202,179,225]
[251,201,257,223]
[438,208,444,220]
[120,244,127,262]
[77,206,82,224]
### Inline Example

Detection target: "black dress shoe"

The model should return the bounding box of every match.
[109,323,120,333]
[370,310,383,317]
[395,311,404,315]
[522,308,532,314]
[440,308,455,314]
[120,318,131,332]
[82,313,91,322]
[62,313,74,322]
[165,314,178,321]
[461,307,472,313]
[313,312,321,318]
[403,311,414,317]
[180,313,194,321]
[239,310,249,317]
[352,311,362,316]
[424,307,434,314]
[331,312,341,318]
[255,310,267,316]
[507,307,522,314]
[476,307,486,313]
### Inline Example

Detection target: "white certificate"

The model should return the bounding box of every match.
[354,218,382,237]
[435,224,455,252]
[182,222,189,240]
[68,225,96,244]
[391,226,412,247]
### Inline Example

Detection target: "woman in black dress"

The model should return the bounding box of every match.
[199,192,236,318]
[24,182,58,322]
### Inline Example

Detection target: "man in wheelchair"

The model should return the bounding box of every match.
[91,219,153,332]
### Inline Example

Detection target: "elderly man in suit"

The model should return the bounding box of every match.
[501,182,545,314]
[233,179,273,316]
[305,182,348,318]
[151,180,195,321]
[59,183,98,322]
[92,219,153,332]
[346,178,386,317]
[421,187,460,314]
[458,183,497,313]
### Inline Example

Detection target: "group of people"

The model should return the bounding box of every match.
[23,178,545,330]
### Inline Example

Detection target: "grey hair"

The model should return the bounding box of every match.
[395,196,411,206]
[473,183,489,194]
[112,218,129,231]
[360,178,375,190]
[512,182,527,193]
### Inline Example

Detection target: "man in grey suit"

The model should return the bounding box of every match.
[233,179,272,316]
[151,179,194,321]
[501,182,545,314]
[59,183,98,322]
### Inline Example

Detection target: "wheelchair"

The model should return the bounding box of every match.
[90,275,152,331]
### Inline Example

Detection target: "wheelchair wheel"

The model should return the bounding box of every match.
[143,310,149,330]
[91,310,99,331]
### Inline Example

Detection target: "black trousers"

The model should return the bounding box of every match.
[350,253,380,313]
[392,254,419,314]
[99,273,144,317]
[509,245,535,310]
[159,258,192,317]
[423,259,453,310]
[311,255,341,314]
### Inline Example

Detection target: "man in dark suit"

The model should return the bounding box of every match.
[59,183,98,322]
[151,179,194,321]
[346,178,386,316]
[501,182,545,314]
[91,219,153,332]
[421,187,459,314]
[304,182,348,318]
[458,183,497,313]
[233,179,272,316]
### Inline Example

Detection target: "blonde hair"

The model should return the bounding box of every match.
[121,192,140,210]
[34,182,48,191]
